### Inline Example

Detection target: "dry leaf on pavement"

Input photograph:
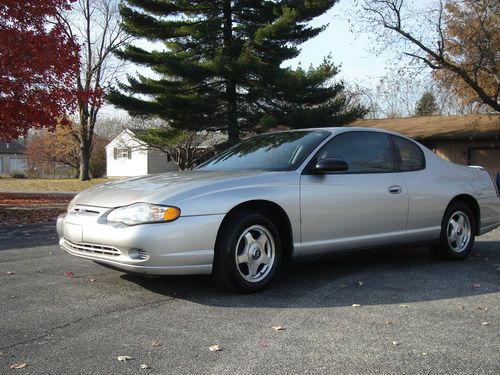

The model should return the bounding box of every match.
[272,326,286,331]
[358,281,364,286]
[7,271,16,275]
[152,341,162,347]
[481,322,489,326]
[140,364,150,369]
[352,304,362,307]
[209,345,221,352]
[392,341,400,346]
[117,356,133,362]
[64,271,74,277]
[10,363,27,369]
[340,283,347,288]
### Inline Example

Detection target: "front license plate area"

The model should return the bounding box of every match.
[64,223,83,243]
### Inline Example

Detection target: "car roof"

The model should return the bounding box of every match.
[283,127,408,138]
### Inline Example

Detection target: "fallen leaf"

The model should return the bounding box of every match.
[399,304,409,308]
[89,279,96,282]
[48,252,53,255]
[392,341,400,346]
[152,341,162,347]
[385,321,393,325]
[481,322,489,326]
[340,283,347,288]
[6,271,16,275]
[358,281,364,287]
[209,345,221,352]
[476,306,488,311]
[472,283,480,288]
[272,326,286,331]
[117,356,133,362]
[422,352,427,356]
[351,304,362,308]
[140,364,150,369]
[64,271,74,277]
[456,305,464,310]
[10,363,27,369]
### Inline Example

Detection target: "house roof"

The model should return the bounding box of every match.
[106,128,227,149]
[350,114,500,140]
[0,140,26,154]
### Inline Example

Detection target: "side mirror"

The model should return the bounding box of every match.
[314,158,349,173]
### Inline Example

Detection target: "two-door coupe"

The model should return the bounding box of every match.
[57,128,500,292]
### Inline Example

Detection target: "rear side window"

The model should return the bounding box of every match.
[392,136,425,172]
[314,131,397,173]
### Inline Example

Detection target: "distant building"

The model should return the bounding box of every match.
[0,140,28,176]
[351,114,500,179]
[105,129,178,177]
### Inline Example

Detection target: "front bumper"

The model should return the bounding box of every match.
[57,207,225,275]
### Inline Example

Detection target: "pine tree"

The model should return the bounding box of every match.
[415,91,439,117]
[109,0,366,144]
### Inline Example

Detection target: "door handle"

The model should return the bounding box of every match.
[388,185,402,194]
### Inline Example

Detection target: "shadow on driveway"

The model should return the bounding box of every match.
[120,240,500,308]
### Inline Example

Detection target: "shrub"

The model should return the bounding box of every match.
[10,172,27,178]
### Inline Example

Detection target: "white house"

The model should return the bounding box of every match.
[105,129,178,177]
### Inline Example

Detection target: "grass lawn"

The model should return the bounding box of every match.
[0,178,113,193]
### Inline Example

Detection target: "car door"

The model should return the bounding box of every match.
[299,131,408,255]
[391,135,443,243]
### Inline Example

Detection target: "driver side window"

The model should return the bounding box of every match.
[316,131,397,173]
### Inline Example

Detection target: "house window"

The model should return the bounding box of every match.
[114,148,131,159]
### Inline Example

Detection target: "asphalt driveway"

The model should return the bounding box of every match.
[0,223,499,374]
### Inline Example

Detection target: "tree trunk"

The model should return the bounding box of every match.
[226,80,239,144]
[79,138,92,181]
[223,0,239,144]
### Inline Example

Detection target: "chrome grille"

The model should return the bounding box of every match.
[62,239,121,257]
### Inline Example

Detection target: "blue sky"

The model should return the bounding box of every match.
[287,1,389,83]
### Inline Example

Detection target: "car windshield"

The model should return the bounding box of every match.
[198,130,330,171]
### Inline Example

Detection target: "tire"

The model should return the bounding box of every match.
[213,210,282,293]
[430,201,476,260]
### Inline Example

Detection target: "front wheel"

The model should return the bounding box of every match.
[430,202,476,260]
[213,210,282,293]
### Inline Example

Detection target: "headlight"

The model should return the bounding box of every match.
[106,203,181,225]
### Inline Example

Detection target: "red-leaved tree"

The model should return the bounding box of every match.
[0,0,79,139]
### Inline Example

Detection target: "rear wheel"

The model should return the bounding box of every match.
[213,210,282,293]
[430,202,476,260]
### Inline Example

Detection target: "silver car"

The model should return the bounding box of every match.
[57,128,500,292]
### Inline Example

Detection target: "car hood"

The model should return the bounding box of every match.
[71,170,282,208]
